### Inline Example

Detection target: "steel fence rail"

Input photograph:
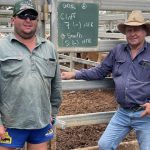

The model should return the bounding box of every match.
[62,79,114,91]
[57,111,115,128]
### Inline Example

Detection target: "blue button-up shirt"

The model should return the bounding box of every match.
[75,41,150,108]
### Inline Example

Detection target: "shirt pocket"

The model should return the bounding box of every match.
[113,60,126,77]
[45,59,57,78]
[0,56,23,77]
[138,59,150,82]
[36,58,57,78]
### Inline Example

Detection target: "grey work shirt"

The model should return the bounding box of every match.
[0,34,62,129]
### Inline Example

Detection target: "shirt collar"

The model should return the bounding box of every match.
[9,33,46,46]
[125,40,147,52]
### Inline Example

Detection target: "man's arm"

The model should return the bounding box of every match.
[50,62,62,118]
[61,50,114,81]
[0,117,6,139]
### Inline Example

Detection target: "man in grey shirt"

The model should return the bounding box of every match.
[0,0,62,149]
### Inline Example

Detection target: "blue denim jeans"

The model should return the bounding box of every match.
[98,107,150,150]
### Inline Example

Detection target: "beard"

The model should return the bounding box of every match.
[14,26,37,39]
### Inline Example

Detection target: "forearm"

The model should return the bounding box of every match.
[51,64,62,117]
[75,66,107,80]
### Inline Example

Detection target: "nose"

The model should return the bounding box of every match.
[131,29,136,33]
[129,29,136,36]
[25,17,31,21]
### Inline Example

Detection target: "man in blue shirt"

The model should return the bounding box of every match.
[61,10,150,150]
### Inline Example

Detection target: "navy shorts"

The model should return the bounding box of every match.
[0,124,54,148]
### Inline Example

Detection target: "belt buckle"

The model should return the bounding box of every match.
[132,106,143,112]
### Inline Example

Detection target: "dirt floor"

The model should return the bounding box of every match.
[56,90,136,150]
[56,62,136,150]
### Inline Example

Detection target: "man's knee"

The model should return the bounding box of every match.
[98,137,119,150]
[98,138,112,150]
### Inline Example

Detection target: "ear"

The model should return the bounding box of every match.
[10,17,15,25]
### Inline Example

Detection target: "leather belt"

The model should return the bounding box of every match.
[122,105,144,112]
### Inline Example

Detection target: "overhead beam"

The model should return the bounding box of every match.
[0,0,17,6]
[0,0,150,12]
[99,0,150,11]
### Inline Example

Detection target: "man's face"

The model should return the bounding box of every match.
[125,26,146,47]
[11,10,38,39]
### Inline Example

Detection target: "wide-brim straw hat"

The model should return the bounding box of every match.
[117,10,150,36]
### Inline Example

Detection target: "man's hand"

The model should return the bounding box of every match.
[0,125,6,140]
[51,117,56,126]
[141,103,150,117]
[61,72,76,80]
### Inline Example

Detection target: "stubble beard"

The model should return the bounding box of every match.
[14,27,37,39]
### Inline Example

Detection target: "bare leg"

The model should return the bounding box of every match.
[0,147,15,150]
[27,142,48,150]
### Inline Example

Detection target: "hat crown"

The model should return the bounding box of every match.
[13,0,37,16]
[126,10,145,24]
[19,0,35,10]
[117,10,150,36]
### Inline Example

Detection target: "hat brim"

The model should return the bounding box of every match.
[117,22,150,36]
[15,8,38,16]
